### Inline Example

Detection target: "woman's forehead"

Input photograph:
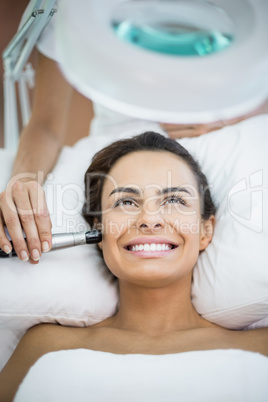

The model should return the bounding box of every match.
[103,151,198,195]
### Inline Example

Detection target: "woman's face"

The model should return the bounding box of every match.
[100,151,213,286]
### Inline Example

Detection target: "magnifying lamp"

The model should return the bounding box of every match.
[56,0,268,123]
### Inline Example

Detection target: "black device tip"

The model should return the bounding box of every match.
[0,242,17,258]
[85,229,102,244]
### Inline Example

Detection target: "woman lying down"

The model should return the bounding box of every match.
[0,132,267,401]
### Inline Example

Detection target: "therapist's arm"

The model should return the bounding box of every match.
[12,52,73,181]
[160,99,268,138]
[0,52,73,263]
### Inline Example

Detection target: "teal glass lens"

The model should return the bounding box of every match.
[113,22,233,56]
[112,1,234,57]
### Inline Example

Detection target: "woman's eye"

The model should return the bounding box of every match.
[162,196,186,206]
[114,198,137,207]
[121,200,135,206]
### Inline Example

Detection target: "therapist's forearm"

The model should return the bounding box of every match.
[11,52,73,184]
[11,123,63,184]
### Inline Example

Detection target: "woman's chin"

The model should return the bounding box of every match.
[112,260,192,287]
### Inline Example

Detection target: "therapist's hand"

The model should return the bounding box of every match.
[160,100,268,138]
[159,121,227,139]
[0,178,52,264]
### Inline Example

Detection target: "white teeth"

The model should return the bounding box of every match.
[150,243,156,251]
[130,243,172,252]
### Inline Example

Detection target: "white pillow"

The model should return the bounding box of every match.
[178,116,268,329]
[0,115,267,371]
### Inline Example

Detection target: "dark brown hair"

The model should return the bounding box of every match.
[82,132,216,227]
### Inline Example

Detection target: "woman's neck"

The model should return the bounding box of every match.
[110,275,211,336]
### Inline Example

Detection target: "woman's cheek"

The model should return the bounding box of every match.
[166,209,201,236]
[102,212,131,240]
[178,218,202,237]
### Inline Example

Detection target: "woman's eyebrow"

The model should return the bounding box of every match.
[109,186,193,197]
[157,187,192,196]
[109,187,141,197]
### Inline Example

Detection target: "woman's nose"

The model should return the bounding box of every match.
[136,208,164,232]
[138,222,163,233]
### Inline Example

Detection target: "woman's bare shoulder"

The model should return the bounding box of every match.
[0,323,78,402]
[25,323,81,344]
[239,327,268,357]
[208,326,268,357]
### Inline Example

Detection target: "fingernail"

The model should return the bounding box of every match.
[42,241,50,253]
[3,245,12,254]
[31,249,40,261]
[20,250,29,262]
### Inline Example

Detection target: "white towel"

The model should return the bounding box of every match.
[15,348,268,402]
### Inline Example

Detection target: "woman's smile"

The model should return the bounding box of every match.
[124,237,179,258]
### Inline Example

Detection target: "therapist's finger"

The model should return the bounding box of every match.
[28,181,52,254]
[1,188,29,262]
[13,182,42,263]
[0,211,12,255]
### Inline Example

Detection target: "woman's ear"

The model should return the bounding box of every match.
[199,215,215,251]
